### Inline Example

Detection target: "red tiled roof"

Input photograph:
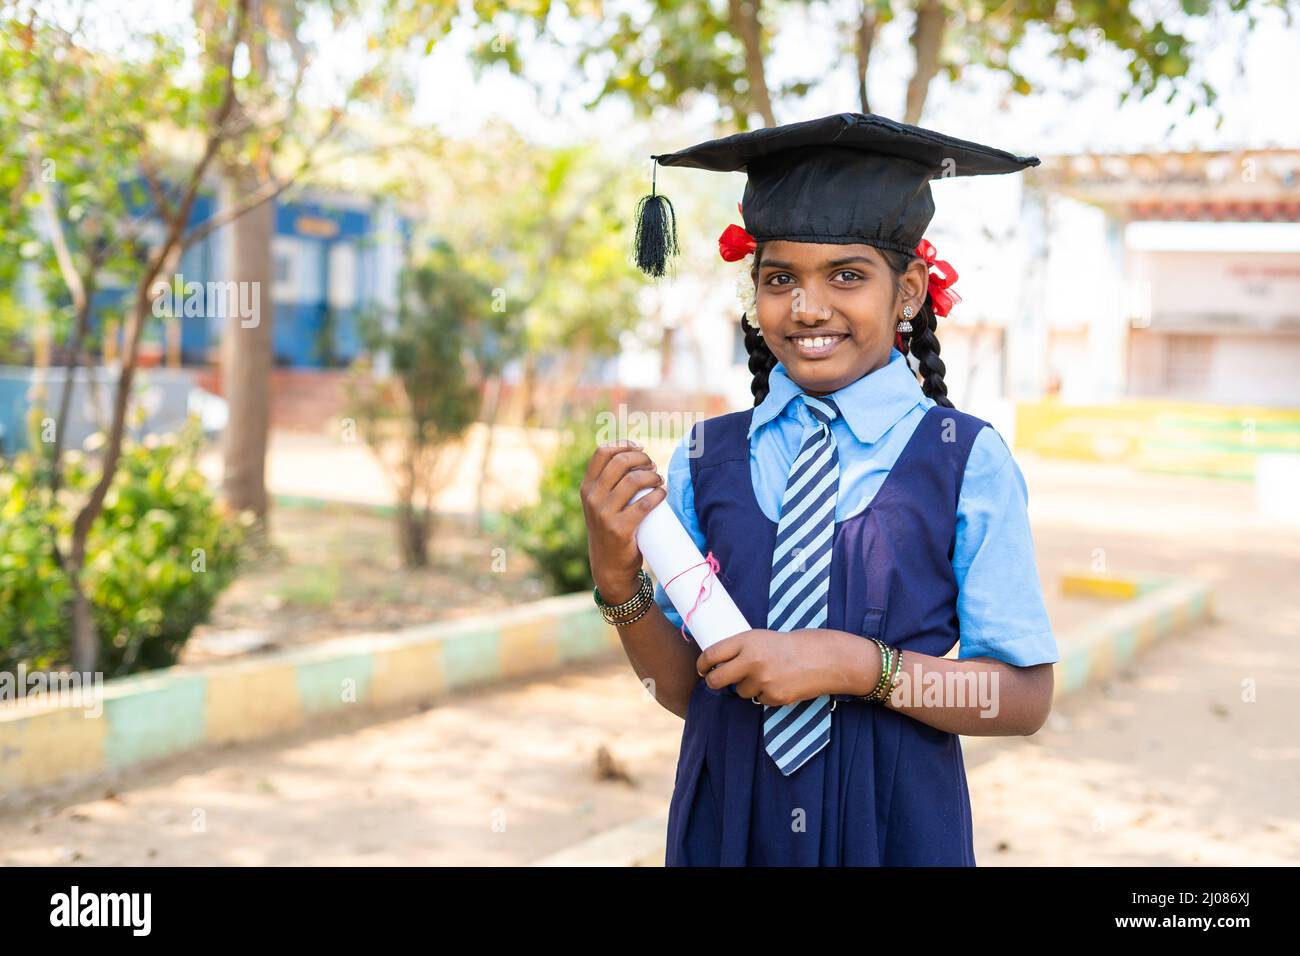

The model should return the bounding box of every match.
[1127,200,1300,221]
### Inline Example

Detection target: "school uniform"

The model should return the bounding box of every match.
[651,349,1059,865]
[626,111,1048,866]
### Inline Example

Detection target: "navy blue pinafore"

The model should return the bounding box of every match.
[665,402,990,866]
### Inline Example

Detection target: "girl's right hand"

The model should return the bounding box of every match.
[580,439,666,601]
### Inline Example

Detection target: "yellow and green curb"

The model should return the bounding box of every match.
[0,593,619,796]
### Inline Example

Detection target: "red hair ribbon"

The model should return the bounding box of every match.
[663,551,722,644]
[718,223,756,262]
[718,201,756,262]
[915,238,961,318]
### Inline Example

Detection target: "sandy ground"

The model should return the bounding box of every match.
[182,506,549,664]
[972,536,1299,866]
[1,455,1296,866]
[970,453,1300,865]
[196,423,569,514]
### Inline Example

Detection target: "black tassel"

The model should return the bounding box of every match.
[633,156,679,278]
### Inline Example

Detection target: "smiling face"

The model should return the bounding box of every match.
[751,241,928,396]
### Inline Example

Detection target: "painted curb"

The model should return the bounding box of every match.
[0,592,619,796]
[1060,570,1166,601]
[531,576,1214,867]
[1053,577,1211,699]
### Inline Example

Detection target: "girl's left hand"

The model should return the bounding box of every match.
[695,628,870,705]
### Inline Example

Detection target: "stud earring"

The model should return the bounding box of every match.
[897,304,914,334]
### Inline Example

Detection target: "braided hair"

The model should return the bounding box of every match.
[742,241,954,408]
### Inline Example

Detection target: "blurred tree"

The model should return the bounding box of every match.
[194,0,456,532]
[1,0,456,665]
[0,34,31,367]
[388,122,645,524]
[350,244,486,568]
[2,4,254,671]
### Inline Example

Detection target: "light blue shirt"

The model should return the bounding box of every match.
[652,346,1058,667]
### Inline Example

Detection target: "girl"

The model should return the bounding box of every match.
[581,112,1058,866]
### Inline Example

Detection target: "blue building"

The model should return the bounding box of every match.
[93,187,411,369]
[2,186,417,453]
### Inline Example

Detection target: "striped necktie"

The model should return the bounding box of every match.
[762,393,841,776]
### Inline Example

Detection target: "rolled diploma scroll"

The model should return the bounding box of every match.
[629,485,750,650]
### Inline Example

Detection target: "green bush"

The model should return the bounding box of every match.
[0,417,248,677]
[0,458,73,671]
[504,419,599,595]
[86,420,248,675]
[0,292,30,368]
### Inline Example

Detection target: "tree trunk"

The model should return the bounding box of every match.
[69,575,96,674]
[522,353,538,426]
[728,0,776,126]
[65,254,181,675]
[854,4,879,114]
[48,271,95,494]
[219,165,275,531]
[905,0,946,124]
[475,376,502,532]
[397,500,430,567]
[519,353,562,467]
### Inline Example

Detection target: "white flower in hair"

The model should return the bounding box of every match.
[735,252,757,321]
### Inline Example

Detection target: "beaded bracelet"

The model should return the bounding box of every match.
[596,574,654,625]
[883,647,903,704]
[600,587,654,626]
[593,569,654,625]
[868,642,889,702]
[861,639,894,703]
[611,598,654,626]
[593,569,651,614]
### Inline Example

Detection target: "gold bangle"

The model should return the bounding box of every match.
[888,648,903,694]
[596,571,654,625]
[608,599,654,627]
[593,569,651,614]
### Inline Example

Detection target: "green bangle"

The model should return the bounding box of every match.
[880,647,902,704]
[865,639,893,702]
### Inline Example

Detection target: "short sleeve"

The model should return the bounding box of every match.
[652,433,708,642]
[952,427,1059,667]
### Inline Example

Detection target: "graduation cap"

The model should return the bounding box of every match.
[633,111,1040,280]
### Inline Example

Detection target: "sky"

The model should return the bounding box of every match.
[408,0,1300,157]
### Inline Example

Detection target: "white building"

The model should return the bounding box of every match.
[1023,148,1300,408]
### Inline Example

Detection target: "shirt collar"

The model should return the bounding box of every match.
[748,346,925,446]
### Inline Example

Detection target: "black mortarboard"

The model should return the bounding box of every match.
[633,111,1040,278]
